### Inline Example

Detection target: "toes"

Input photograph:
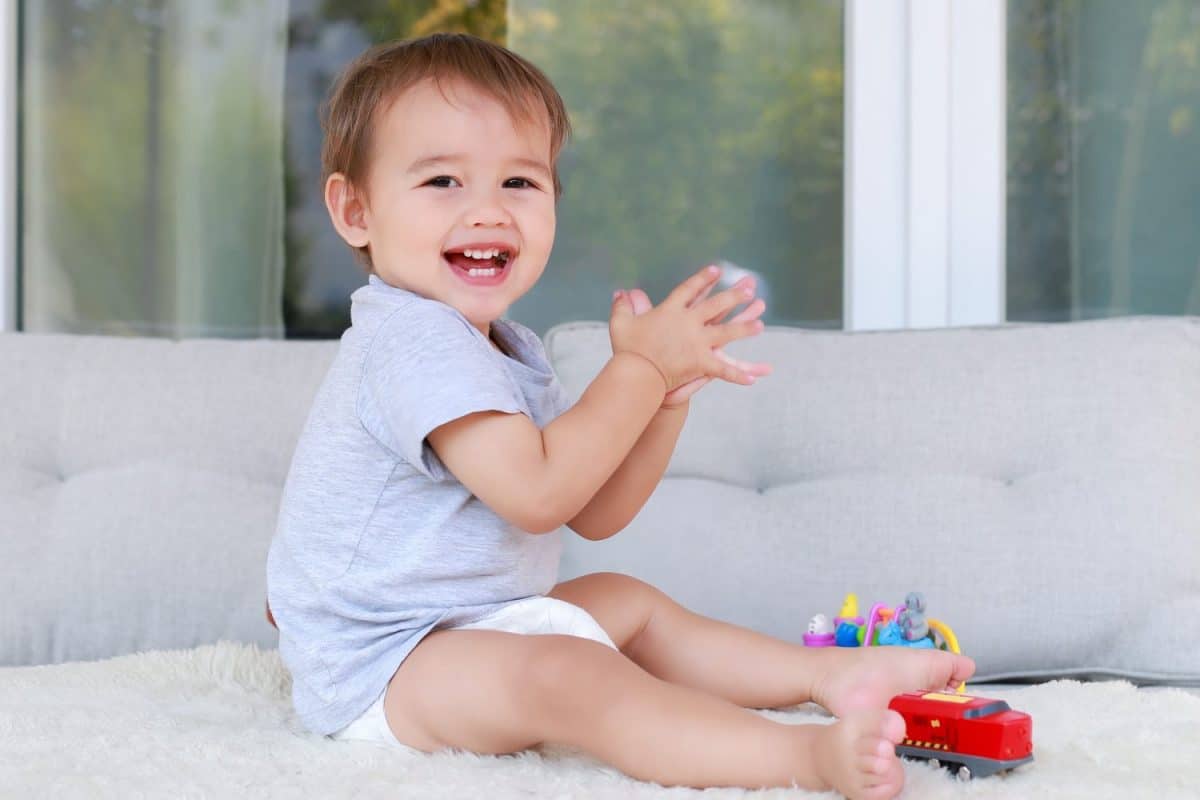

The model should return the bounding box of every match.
[926,650,977,691]
[863,759,906,800]
[858,752,894,776]
[944,652,976,688]
[851,710,905,754]
[953,653,977,685]
[857,735,894,762]
[880,710,905,744]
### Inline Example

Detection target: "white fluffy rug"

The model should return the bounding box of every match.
[1,641,1198,799]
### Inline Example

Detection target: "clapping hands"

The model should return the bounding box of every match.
[609,265,773,408]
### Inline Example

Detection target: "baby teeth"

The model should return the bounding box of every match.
[467,267,498,277]
[464,248,499,259]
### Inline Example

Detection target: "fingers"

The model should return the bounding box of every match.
[619,271,763,322]
[626,288,653,315]
[708,352,757,385]
[708,348,771,385]
[612,268,771,390]
[663,264,722,309]
[696,278,757,324]
[710,318,765,349]
[684,274,718,310]
[609,289,633,322]
[713,347,773,378]
[727,297,765,324]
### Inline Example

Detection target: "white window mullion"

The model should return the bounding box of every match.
[846,0,1005,332]
[948,0,1006,327]
[906,0,951,329]
[1,0,16,333]
[844,0,908,332]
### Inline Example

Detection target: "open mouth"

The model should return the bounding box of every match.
[442,247,514,279]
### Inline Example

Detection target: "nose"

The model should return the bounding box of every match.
[464,186,513,229]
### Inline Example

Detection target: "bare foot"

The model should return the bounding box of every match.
[810,647,975,718]
[809,709,907,800]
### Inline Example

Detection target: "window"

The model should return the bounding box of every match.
[1007,0,1200,321]
[17,4,1188,339]
[283,0,845,338]
[20,0,287,337]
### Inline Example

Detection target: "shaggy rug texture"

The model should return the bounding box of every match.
[1,641,1197,800]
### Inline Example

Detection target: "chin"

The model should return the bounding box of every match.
[453,297,509,327]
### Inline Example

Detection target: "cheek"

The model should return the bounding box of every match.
[377,195,441,237]
[526,201,556,243]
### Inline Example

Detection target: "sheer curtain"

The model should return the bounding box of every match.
[22,0,288,338]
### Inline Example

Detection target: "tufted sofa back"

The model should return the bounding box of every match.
[2,317,1198,683]
[549,317,1200,683]
[0,334,335,665]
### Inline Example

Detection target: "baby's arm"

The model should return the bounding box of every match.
[565,401,688,540]
[566,283,769,540]
[429,266,760,534]
[428,350,667,533]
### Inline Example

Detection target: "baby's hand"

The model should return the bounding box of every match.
[608,265,772,399]
[618,279,771,407]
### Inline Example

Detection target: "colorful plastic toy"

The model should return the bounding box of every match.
[805,592,959,657]
[804,591,1035,779]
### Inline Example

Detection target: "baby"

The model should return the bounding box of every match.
[265,32,974,800]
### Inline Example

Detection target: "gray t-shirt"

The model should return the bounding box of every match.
[266,275,571,736]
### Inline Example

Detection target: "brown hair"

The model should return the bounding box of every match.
[320,33,572,267]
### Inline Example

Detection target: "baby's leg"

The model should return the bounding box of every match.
[550,572,974,717]
[382,627,904,797]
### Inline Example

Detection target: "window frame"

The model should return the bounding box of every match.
[0,1,1007,335]
[0,0,15,333]
[844,0,1006,331]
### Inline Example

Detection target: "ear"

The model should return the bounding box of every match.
[324,172,371,249]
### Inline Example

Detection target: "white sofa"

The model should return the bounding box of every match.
[2,316,1198,798]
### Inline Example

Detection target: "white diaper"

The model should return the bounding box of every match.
[329,595,616,748]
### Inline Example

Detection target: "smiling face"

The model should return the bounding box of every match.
[330,78,557,335]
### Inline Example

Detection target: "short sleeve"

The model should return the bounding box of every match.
[357,301,524,481]
[547,379,573,418]
[496,318,575,419]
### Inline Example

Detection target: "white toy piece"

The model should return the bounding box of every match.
[807,613,834,635]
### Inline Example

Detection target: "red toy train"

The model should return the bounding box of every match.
[888,691,1034,780]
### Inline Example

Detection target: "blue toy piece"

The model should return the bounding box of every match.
[876,621,903,646]
[835,621,861,647]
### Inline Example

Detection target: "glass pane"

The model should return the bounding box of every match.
[507,0,844,334]
[282,0,844,338]
[22,0,288,337]
[1007,0,1200,321]
[283,0,509,338]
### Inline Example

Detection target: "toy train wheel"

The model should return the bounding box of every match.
[931,760,971,781]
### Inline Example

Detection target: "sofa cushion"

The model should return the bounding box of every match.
[547,316,1200,684]
[0,333,337,665]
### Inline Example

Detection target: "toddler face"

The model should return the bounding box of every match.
[360,78,557,333]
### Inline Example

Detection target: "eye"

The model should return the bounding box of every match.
[504,177,538,189]
[426,175,460,188]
